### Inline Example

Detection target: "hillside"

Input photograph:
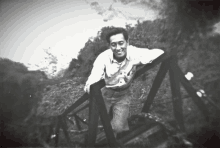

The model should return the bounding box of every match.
[1,0,220,147]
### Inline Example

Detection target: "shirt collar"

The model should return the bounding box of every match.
[109,47,131,63]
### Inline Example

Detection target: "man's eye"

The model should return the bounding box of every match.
[111,43,116,47]
[119,41,124,45]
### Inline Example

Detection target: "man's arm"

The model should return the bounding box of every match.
[132,46,164,65]
[84,54,105,94]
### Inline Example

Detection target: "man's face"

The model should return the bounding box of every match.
[109,33,128,59]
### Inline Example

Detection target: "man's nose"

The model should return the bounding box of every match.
[116,44,121,50]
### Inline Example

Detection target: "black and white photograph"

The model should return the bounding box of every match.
[1,0,220,147]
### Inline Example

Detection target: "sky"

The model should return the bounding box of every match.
[0,0,138,68]
[0,0,102,66]
[1,0,220,72]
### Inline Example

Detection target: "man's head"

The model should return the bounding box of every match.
[106,27,129,61]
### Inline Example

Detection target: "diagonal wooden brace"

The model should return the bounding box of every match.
[142,58,170,113]
[176,65,210,121]
[134,52,169,80]
[62,93,89,116]
[169,56,185,131]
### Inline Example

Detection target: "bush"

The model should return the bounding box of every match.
[0,58,47,147]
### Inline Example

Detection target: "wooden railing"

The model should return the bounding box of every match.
[50,52,209,147]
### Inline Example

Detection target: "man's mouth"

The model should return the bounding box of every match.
[116,49,124,54]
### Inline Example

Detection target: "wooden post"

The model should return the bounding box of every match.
[60,116,71,145]
[86,89,99,147]
[142,58,170,113]
[46,124,53,143]
[169,56,185,131]
[88,80,120,147]
[54,117,60,147]
[74,115,82,131]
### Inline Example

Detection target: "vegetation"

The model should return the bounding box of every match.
[0,58,48,147]
[63,0,220,147]
[1,0,220,147]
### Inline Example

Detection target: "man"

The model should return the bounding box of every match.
[84,27,164,135]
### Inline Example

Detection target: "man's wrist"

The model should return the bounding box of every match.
[84,84,90,93]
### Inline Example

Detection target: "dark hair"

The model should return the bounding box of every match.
[106,27,129,44]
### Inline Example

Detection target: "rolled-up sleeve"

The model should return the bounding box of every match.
[140,48,164,64]
[130,46,164,64]
[85,53,105,87]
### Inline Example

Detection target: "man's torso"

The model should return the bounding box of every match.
[101,46,140,89]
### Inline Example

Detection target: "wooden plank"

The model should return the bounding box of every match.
[62,93,89,116]
[117,115,168,147]
[169,56,185,131]
[119,122,159,144]
[176,65,210,121]
[124,125,162,145]
[142,58,170,113]
[67,102,89,117]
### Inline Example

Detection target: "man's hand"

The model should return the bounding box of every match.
[84,84,90,94]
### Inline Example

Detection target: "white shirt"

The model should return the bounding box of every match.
[85,45,164,91]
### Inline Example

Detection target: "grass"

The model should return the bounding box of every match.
[2,63,219,148]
